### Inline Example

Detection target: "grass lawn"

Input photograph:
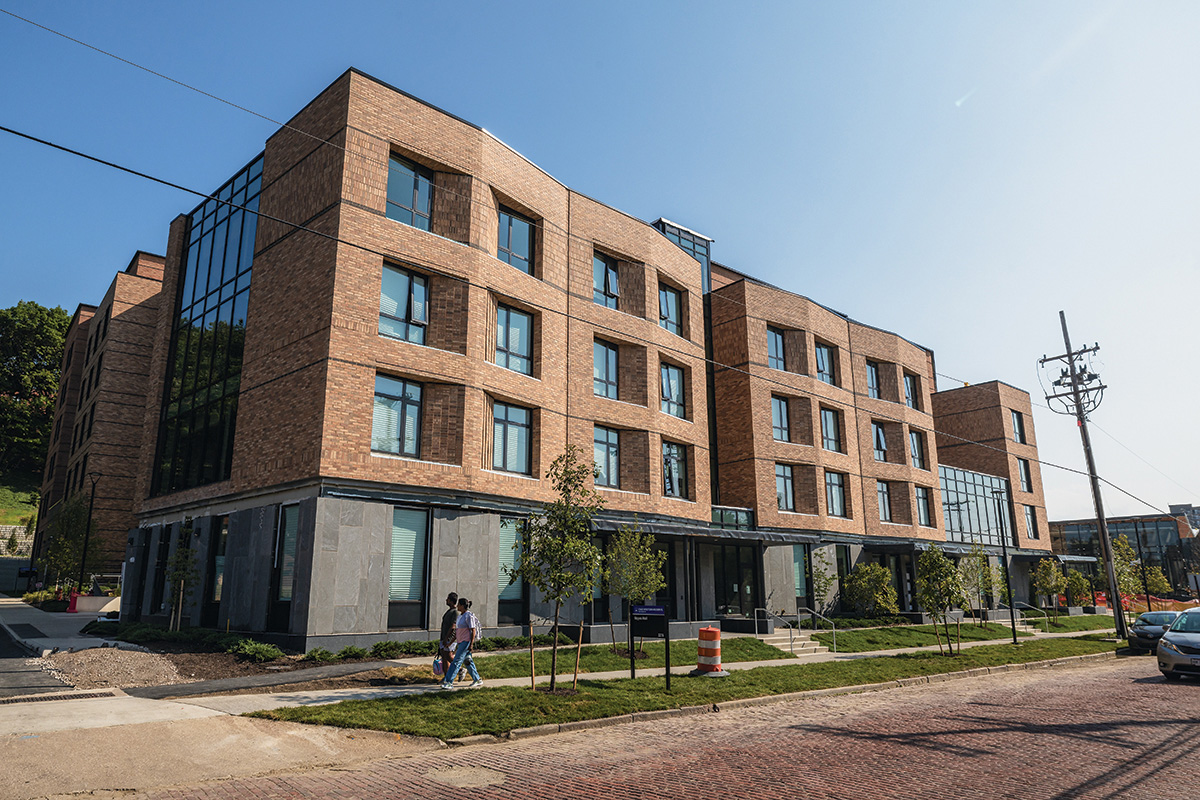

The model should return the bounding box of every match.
[252,636,1119,740]
[812,622,1032,653]
[0,471,38,527]
[1043,615,1117,633]
[472,636,789,679]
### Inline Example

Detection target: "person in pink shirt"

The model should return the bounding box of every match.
[440,597,482,689]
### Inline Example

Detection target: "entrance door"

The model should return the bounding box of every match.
[267,505,298,633]
[715,544,760,616]
[201,516,228,628]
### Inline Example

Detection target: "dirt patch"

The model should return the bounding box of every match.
[176,665,440,698]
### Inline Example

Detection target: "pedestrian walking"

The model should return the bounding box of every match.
[439,592,458,679]
[440,597,482,690]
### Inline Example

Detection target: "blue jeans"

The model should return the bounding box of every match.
[442,640,480,686]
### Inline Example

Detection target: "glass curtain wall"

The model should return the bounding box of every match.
[938,464,1013,546]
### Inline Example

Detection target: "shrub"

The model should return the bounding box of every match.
[843,563,900,617]
[227,638,285,663]
[369,640,404,659]
[336,645,369,660]
[302,647,336,663]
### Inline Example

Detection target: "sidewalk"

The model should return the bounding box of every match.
[0,596,118,657]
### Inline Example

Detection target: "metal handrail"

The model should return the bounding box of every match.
[753,608,796,654]
[797,606,837,654]
[999,601,1049,633]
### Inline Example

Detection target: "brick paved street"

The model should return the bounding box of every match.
[132,657,1197,799]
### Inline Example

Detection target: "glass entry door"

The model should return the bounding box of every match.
[714,543,760,616]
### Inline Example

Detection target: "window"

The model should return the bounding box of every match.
[372,375,422,457]
[904,373,920,410]
[379,264,428,344]
[825,471,847,518]
[498,518,526,625]
[771,396,790,441]
[1012,410,1027,443]
[916,486,932,527]
[776,464,795,511]
[493,402,531,474]
[910,430,926,470]
[593,253,619,308]
[815,342,836,385]
[767,327,786,371]
[498,207,535,274]
[593,340,618,399]
[877,481,892,522]
[594,426,620,488]
[1018,458,1032,493]
[866,360,881,399]
[1024,504,1039,539]
[389,507,429,629]
[496,305,532,375]
[872,422,887,462]
[821,407,841,452]
[274,504,299,603]
[659,283,682,335]
[386,154,433,231]
[660,363,686,418]
[662,441,688,499]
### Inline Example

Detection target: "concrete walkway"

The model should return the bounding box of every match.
[0,597,123,657]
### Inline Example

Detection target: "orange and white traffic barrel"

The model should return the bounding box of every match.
[692,626,729,677]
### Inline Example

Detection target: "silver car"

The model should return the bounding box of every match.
[1157,609,1200,680]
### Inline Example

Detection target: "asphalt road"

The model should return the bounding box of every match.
[98,655,1197,800]
[0,625,67,699]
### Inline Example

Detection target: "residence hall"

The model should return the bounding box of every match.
[1050,513,1197,595]
[90,69,1053,649]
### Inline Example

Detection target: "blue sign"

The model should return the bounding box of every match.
[632,605,665,616]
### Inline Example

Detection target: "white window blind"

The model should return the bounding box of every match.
[390,508,428,602]
[498,519,523,600]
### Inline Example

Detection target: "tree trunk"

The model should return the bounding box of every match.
[549,602,561,691]
[573,620,584,690]
[607,605,617,654]
[954,614,961,655]
[529,624,536,689]
[931,614,945,656]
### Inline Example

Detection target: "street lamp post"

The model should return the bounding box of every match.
[993,489,1019,645]
[77,472,101,593]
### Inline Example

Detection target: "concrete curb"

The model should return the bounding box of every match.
[456,650,1117,747]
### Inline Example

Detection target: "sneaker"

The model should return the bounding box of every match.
[438,683,454,691]
[469,680,483,689]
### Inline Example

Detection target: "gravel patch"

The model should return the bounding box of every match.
[39,648,185,689]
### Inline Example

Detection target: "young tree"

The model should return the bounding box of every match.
[808,548,838,619]
[166,524,200,631]
[915,545,966,655]
[1065,568,1092,608]
[1032,558,1066,622]
[38,495,97,590]
[602,520,667,654]
[0,301,70,478]
[508,445,604,691]
[843,563,899,618]
[958,541,993,626]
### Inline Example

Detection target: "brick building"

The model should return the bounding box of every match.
[40,69,1054,647]
[34,252,164,578]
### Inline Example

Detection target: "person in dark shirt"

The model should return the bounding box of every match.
[440,592,459,679]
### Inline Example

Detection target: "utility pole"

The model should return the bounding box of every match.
[1039,312,1127,639]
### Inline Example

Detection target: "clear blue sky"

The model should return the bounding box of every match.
[1,1,1196,521]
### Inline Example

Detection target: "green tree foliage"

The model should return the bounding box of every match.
[1143,565,1172,598]
[992,563,1014,607]
[166,522,201,631]
[1065,569,1092,607]
[507,445,604,690]
[0,301,70,477]
[1032,558,1067,621]
[38,494,99,589]
[958,541,994,625]
[843,563,899,617]
[602,520,667,653]
[809,548,837,616]
[915,545,967,655]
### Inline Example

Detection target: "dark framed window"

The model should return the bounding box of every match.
[271,504,299,615]
[593,253,619,308]
[1018,458,1032,493]
[498,518,527,625]
[153,154,260,495]
[776,464,795,511]
[771,396,790,441]
[389,507,429,629]
[594,426,620,488]
[825,471,847,518]
[873,422,887,462]
[498,207,535,274]
[386,154,433,231]
[496,304,532,375]
[904,373,920,410]
[815,342,836,385]
[916,486,932,527]
[372,375,422,457]
[877,481,892,522]
[493,402,531,475]
[1012,410,1027,443]
[767,326,786,371]
[661,363,685,418]
[821,407,841,452]
[866,360,881,399]
[593,339,618,399]
[379,264,428,344]
[1024,505,1039,539]
[659,284,682,335]
[910,430,926,470]
[662,441,688,499]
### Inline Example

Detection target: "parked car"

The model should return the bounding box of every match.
[1157,610,1200,680]
[1128,611,1180,653]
